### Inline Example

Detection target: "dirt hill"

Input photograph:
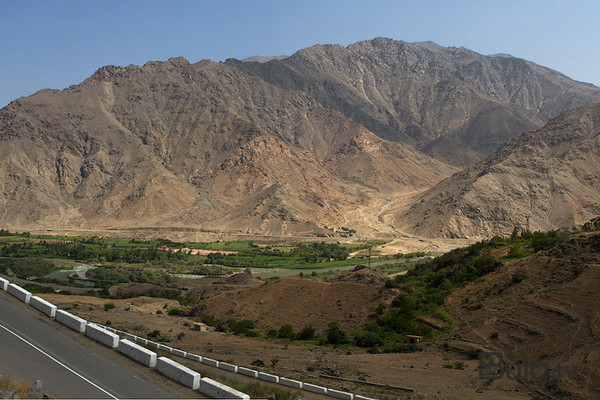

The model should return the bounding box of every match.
[326,264,386,285]
[445,231,600,399]
[190,276,393,332]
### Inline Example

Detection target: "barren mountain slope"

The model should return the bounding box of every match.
[0,56,453,235]
[446,232,600,400]
[398,102,600,238]
[2,38,600,237]
[230,37,600,165]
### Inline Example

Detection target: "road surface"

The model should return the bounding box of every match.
[0,290,202,399]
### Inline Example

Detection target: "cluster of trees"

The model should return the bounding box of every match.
[203,242,353,268]
[204,252,271,268]
[0,241,186,263]
[508,229,569,256]
[290,242,350,263]
[0,257,58,279]
[86,265,173,285]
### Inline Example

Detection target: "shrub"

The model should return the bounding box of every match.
[245,329,261,337]
[22,283,55,294]
[297,325,316,340]
[375,303,387,315]
[228,319,255,335]
[512,271,525,284]
[147,330,161,340]
[265,328,277,339]
[508,243,528,259]
[250,359,265,367]
[104,302,115,311]
[384,279,398,288]
[277,324,295,340]
[391,294,416,315]
[167,307,187,317]
[326,326,348,345]
[354,331,384,347]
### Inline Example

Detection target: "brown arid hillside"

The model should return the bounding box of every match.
[1,38,600,238]
[445,231,600,400]
[230,37,600,165]
[190,273,392,332]
[0,54,453,236]
[399,102,600,238]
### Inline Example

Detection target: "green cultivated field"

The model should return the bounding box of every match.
[0,230,396,286]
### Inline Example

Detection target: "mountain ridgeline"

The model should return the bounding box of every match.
[1,38,599,238]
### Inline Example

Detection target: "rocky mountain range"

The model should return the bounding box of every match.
[1,37,599,238]
[398,102,600,237]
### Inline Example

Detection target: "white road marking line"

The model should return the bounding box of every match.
[0,321,119,399]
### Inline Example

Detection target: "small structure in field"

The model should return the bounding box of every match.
[193,322,208,332]
[406,335,422,344]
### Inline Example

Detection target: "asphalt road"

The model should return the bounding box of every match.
[0,290,201,399]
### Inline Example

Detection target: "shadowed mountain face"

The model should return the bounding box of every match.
[1,38,599,237]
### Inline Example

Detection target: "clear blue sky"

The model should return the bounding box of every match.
[1,0,599,108]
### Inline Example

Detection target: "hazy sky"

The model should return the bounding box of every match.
[1,0,599,108]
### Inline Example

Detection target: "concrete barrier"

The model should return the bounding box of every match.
[172,348,186,358]
[186,353,202,362]
[279,377,302,389]
[29,296,57,318]
[135,337,148,345]
[304,383,328,395]
[0,277,8,291]
[218,362,238,373]
[158,344,173,353]
[123,333,137,341]
[86,323,120,348]
[7,283,31,304]
[237,367,258,378]
[147,340,160,349]
[55,310,87,333]
[156,357,201,390]
[201,357,219,368]
[118,339,157,368]
[327,389,354,400]
[258,372,279,383]
[354,395,378,400]
[199,377,249,400]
